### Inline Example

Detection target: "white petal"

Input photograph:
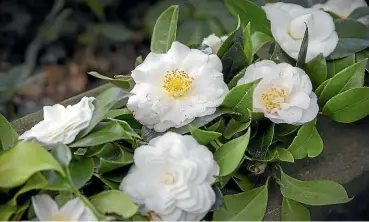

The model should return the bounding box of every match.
[313,0,367,18]
[165,41,191,65]
[78,207,98,221]
[296,92,319,125]
[289,92,311,109]
[32,194,59,221]
[43,104,66,121]
[202,34,223,54]
[59,198,85,221]
[278,107,303,124]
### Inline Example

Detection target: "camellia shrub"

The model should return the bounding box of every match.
[1,0,369,221]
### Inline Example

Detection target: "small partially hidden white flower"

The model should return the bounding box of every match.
[127,41,228,132]
[120,132,219,221]
[263,2,338,62]
[313,0,367,19]
[202,34,228,54]
[19,96,95,145]
[31,194,97,221]
[237,60,319,125]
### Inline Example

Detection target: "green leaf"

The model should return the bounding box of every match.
[322,87,369,123]
[88,72,133,89]
[318,59,367,106]
[207,118,226,133]
[69,158,94,189]
[224,118,250,139]
[244,24,253,65]
[305,54,327,89]
[288,120,323,159]
[328,38,369,60]
[42,171,71,191]
[335,19,367,39]
[0,141,64,188]
[51,143,72,167]
[98,143,133,174]
[233,173,253,191]
[275,147,294,163]
[227,68,246,89]
[0,204,16,221]
[248,123,275,159]
[315,79,330,98]
[280,169,351,205]
[83,0,105,19]
[296,25,309,68]
[213,183,268,221]
[225,0,271,35]
[135,56,143,67]
[90,190,138,218]
[274,124,300,137]
[78,87,131,138]
[150,5,179,53]
[94,174,119,190]
[221,79,261,122]
[282,197,311,221]
[99,23,132,42]
[251,31,273,55]
[349,6,369,19]
[9,173,47,206]
[104,108,131,119]
[327,54,355,79]
[215,129,251,176]
[189,125,221,145]
[0,114,18,151]
[218,24,240,58]
[356,49,369,71]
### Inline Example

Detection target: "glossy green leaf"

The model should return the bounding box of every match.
[328,38,369,60]
[51,143,72,167]
[42,171,71,191]
[78,87,131,138]
[296,25,309,68]
[221,79,261,122]
[244,24,253,65]
[275,147,294,163]
[275,124,300,137]
[104,108,131,119]
[0,141,65,188]
[356,49,369,71]
[9,173,47,206]
[88,72,133,89]
[189,125,221,145]
[327,54,355,78]
[69,158,94,189]
[206,118,226,133]
[282,197,311,221]
[280,169,351,205]
[288,120,323,159]
[213,183,268,221]
[85,145,105,157]
[98,143,133,174]
[0,114,18,151]
[94,174,119,190]
[349,6,369,19]
[215,129,251,176]
[251,31,273,55]
[335,19,367,39]
[322,87,369,123]
[90,190,138,218]
[218,24,240,58]
[150,5,179,53]
[248,123,275,159]
[225,0,271,35]
[0,204,16,221]
[315,79,330,98]
[233,173,253,191]
[270,43,295,65]
[305,54,327,89]
[319,59,367,106]
[224,118,250,139]
[227,67,246,89]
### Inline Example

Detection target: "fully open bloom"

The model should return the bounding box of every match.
[127,41,228,132]
[313,0,367,19]
[19,96,95,145]
[202,34,228,54]
[263,2,338,62]
[237,60,319,125]
[31,194,97,221]
[120,132,219,221]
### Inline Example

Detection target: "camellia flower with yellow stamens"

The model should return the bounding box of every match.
[120,132,219,221]
[127,41,229,132]
[237,60,319,125]
[313,0,367,20]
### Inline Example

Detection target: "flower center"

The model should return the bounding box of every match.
[288,14,312,40]
[161,171,176,184]
[260,87,286,113]
[147,211,162,221]
[163,69,193,97]
[50,213,71,221]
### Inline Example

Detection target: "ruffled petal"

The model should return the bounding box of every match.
[31,194,59,221]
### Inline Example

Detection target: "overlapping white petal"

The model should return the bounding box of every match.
[31,194,97,221]
[237,60,319,125]
[19,97,95,145]
[127,41,229,132]
[120,132,219,221]
[263,2,338,62]
[313,0,367,19]
[202,34,228,54]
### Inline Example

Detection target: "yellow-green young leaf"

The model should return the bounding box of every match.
[221,79,261,122]
[0,141,65,188]
[0,204,16,221]
[0,114,18,151]
[318,59,367,106]
[306,54,327,89]
[150,5,179,53]
[104,108,131,119]
[88,72,133,89]
[251,31,273,55]
[213,183,268,221]
[244,24,253,65]
[327,54,355,78]
[275,147,294,163]
[69,158,94,189]
[288,120,323,159]
[206,118,225,133]
[215,129,251,176]
[98,143,133,174]
[9,173,47,206]
[322,87,369,123]
[90,190,138,218]
[282,197,311,221]
[188,125,221,145]
[224,118,250,139]
[280,169,351,205]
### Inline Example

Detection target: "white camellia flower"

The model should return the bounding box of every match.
[202,34,228,54]
[313,0,367,19]
[237,60,319,125]
[31,194,97,221]
[127,41,228,132]
[19,96,95,145]
[263,2,339,62]
[120,132,219,221]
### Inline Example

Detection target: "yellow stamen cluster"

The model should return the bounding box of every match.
[147,211,163,221]
[261,87,286,113]
[163,69,193,98]
[50,213,71,221]
[161,171,176,184]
